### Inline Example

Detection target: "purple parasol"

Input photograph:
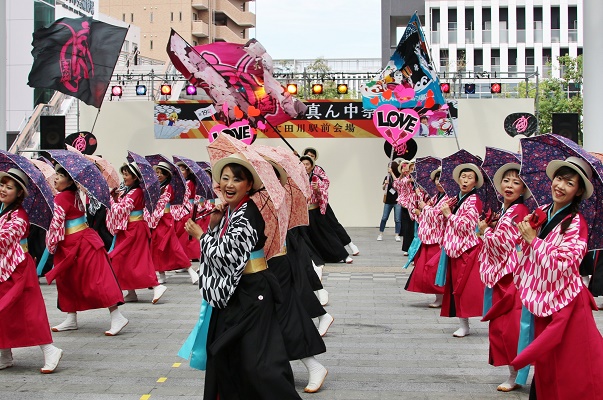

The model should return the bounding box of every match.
[0,150,54,230]
[441,149,499,217]
[145,154,187,205]
[481,147,538,211]
[46,150,111,207]
[519,134,603,250]
[126,151,161,215]
[172,156,215,200]
[413,156,441,198]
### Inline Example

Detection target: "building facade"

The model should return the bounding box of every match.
[100,0,255,61]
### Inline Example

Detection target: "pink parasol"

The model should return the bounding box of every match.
[30,158,58,195]
[253,144,310,229]
[207,134,287,259]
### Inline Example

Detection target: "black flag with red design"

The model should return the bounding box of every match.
[28,17,128,109]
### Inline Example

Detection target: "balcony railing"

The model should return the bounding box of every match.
[516,29,526,43]
[551,29,560,43]
[534,29,543,43]
[192,20,209,37]
[214,25,246,43]
[448,30,457,43]
[465,30,474,44]
[215,0,256,27]
[192,0,209,10]
[483,30,491,43]
[431,31,439,44]
[569,29,578,43]
[499,29,508,43]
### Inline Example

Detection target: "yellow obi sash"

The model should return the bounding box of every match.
[129,210,144,222]
[243,249,268,275]
[273,244,287,258]
[20,238,28,253]
[66,216,88,235]
[308,203,319,210]
[164,203,171,214]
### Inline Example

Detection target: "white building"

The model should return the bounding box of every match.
[424,0,583,78]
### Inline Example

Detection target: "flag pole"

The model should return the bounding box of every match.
[264,119,298,155]
[414,11,461,150]
[90,108,101,134]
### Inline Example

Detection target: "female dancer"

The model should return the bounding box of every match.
[185,153,301,399]
[405,167,446,308]
[439,163,485,337]
[0,168,63,373]
[173,162,201,266]
[393,160,417,256]
[301,155,352,264]
[45,167,128,336]
[302,147,360,256]
[477,163,530,392]
[148,162,192,284]
[107,162,167,304]
[512,156,603,399]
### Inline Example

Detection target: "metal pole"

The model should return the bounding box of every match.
[583,0,603,151]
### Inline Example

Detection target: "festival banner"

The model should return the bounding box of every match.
[28,17,128,109]
[153,100,457,139]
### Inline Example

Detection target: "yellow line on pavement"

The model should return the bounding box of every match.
[172,362,181,367]
[140,395,151,400]
[157,377,167,383]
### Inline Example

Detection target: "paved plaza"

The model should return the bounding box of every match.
[3,227,602,399]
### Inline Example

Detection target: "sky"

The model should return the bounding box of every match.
[250,0,382,60]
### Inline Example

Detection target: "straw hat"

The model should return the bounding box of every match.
[212,153,263,191]
[303,147,319,161]
[0,168,29,196]
[264,158,288,187]
[153,161,172,176]
[430,166,442,181]
[452,163,484,188]
[493,163,532,199]
[546,156,594,200]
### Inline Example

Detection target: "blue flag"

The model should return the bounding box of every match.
[362,13,445,112]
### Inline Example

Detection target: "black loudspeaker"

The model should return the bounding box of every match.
[40,115,65,149]
[552,113,580,143]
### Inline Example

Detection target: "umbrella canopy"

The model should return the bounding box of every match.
[481,147,538,211]
[441,149,499,216]
[145,154,187,205]
[30,158,58,195]
[0,150,54,230]
[126,151,161,215]
[520,134,603,249]
[413,156,441,198]
[253,144,310,229]
[47,150,111,207]
[66,145,120,191]
[207,133,287,259]
[172,156,215,200]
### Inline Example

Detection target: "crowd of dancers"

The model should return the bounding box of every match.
[392,141,603,399]
[0,140,363,398]
[3,133,603,399]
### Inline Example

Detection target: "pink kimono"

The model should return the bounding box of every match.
[512,207,603,399]
[45,190,123,312]
[478,203,528,366]
[440,193,485,318]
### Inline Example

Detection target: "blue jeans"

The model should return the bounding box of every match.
[379,203,402,234]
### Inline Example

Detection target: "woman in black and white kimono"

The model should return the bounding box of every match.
[185,153,301,400]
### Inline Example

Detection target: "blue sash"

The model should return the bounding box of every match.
[483,286,493,316]
[515,306,535,385]
[403,222,422,269]
[177,299,213,370]
[434,249,448,286]
[66,215,87,228]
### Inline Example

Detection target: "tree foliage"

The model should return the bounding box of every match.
[518,55,583,138]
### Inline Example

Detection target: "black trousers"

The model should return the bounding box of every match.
[400,207,414,252]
